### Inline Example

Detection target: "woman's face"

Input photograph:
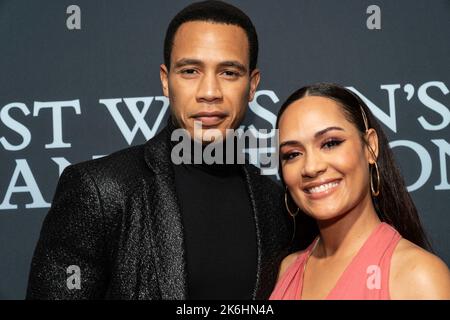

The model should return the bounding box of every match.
[278,96,378,221]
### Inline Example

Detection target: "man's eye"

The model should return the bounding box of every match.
[222,70,239,77]
[322,139,343,149]
[281,151,301,160]
[180,69,198,75]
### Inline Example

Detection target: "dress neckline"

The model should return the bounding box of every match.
[297,222,387,300]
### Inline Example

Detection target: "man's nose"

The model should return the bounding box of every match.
[196,72,223,103]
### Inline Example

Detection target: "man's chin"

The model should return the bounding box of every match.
[193,129,226,145]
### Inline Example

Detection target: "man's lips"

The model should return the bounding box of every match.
[191,111,228,127]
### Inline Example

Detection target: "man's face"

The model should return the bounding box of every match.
[160,21,260,142]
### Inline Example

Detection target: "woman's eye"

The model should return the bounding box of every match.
[322,139,343,149]
[282,151,301,160]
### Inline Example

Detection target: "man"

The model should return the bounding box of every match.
[27,0,290,299]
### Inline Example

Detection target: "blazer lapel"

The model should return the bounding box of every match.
[243,164,268,299]
[142,125,286,300]
[143,126,187,299]
[243,164,287,300]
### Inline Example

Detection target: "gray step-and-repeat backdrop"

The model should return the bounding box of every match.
[1,0,449,299]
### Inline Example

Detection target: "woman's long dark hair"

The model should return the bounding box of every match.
[278,83,432,251]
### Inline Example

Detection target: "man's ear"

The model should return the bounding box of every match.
[160,64,169,97]
[248,68,260,102]
[365,128,379,164]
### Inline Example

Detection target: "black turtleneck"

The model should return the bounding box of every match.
[172,133,257,300]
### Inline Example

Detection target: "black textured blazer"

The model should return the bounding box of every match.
[26,124,290,299]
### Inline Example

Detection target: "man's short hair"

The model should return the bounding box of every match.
[163,0,259,72]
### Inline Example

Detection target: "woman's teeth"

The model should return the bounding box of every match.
[307,181,339,194]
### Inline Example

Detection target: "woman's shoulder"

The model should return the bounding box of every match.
[390,238,450,299]
[276,251,304,282]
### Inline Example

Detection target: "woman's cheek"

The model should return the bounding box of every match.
[282,164,299,188]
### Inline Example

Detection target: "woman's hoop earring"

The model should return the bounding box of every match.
[285,188,299,217]
[285,187,299,242]
[370,161,380,197]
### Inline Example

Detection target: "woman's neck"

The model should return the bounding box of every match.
[314,193,381,259]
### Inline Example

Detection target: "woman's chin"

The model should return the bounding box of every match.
[304,208,346,223]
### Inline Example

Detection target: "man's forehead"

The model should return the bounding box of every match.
[174,20,247,38]
[171,21,249,65]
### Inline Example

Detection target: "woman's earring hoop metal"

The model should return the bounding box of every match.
[285,187,299,242]
[370,161,380,197]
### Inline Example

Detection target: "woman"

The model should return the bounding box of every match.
[270,83,450,300]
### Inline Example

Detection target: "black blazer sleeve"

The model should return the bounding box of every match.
[26,165,108,299]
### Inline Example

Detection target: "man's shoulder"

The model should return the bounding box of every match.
[70,144,147,179]
[69,126,170,179]
[244,164,283,193]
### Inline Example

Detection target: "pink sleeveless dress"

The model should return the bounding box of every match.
[269,222,402,300]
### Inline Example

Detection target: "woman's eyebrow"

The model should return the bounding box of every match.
[314,126,344,138]
[279,127,345,148]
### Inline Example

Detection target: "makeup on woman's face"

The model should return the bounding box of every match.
[279,96,372,221]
